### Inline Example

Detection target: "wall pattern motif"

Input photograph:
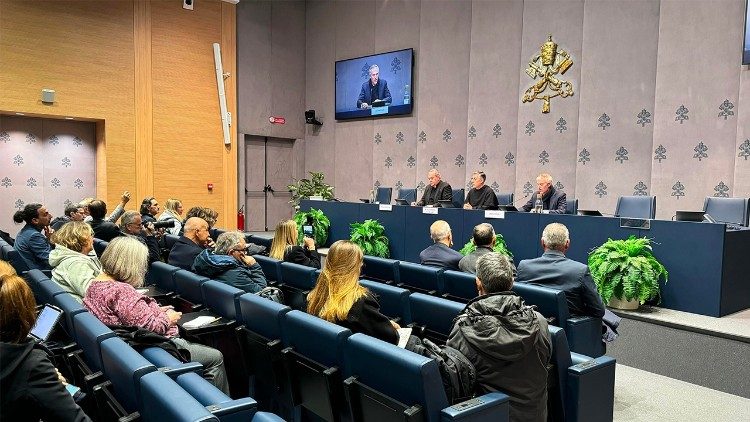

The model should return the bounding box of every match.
[0,116,96,236]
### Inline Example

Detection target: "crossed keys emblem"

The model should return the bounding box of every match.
[522,35,574,114]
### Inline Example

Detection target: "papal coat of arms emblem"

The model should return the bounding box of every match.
[522,35,574,113]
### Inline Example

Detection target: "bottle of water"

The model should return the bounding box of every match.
[534,193,543,213]
[403,85,410,105]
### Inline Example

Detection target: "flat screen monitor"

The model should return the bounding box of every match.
[335,48,414,120]
[744,0,750,64]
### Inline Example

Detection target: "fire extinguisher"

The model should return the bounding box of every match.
[237,205,245,230]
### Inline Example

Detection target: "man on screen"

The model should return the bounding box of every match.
[357,64,392,109]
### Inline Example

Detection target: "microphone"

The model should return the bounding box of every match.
[511,193,530,207]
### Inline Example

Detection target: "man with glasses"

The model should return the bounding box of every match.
[463,171,499,210]
[193,231,268,293]
[119,210,161,264]
[168,217,212,270]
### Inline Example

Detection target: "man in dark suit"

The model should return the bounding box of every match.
[419,220,463,271]
[516,223,605,317]
[169,217,212,270]
[414,169,453,207]
[521,173,567,214]
[88,199,121,242]
[357,64,392,109]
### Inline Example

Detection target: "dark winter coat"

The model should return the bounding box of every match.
[193,249,268,294]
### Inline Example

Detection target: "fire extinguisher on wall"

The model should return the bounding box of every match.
[237,205,245,231]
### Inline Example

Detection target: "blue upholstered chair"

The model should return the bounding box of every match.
[71,312,117,374]
[440,270,478,303]
[359,279,411,323]
[254,255,283,282]
[92,239,108,257]
[495,192,514,206]
[278,261,317,311]
[615,195,656,219]
[407,293,464,344]
[361,255,399,283]
[342,334,510,422]
[565,197,579,215]
[397,188,417,203]
[175,372,258,422]
[376,187,392,204]
[451,188,465,209]
[173,269,209,311]
[139,371,220,422]
[201,280,244,321]
[99,337,157,413]
[281,310,352,422]
[397,261,443,295]
[148,261,180,293]
[703,197,750,226]
[53,292,86,337]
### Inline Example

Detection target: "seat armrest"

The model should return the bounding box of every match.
[206,397,258,419]
[565,355,616,422]
[566,316,604,357]
[440,392,510,422]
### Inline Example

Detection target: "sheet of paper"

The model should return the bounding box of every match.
[397,327,413,348]
[183,316,219,329]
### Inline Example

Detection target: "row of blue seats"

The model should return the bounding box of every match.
[1,237,33,274]
[24,269,283,422]
[146,260,615,422]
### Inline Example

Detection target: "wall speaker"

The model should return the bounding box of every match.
[305,110,322,126]
[41,88,55,104]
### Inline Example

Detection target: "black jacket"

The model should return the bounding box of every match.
[168,236,205,270]
[128,232,162,264]
[416,180,453,206]
[522,186,567,214]
[1,340,91,422]
[447,292,551,422]
[335,295,398,345]
[90,218,121,242]
[284,245,321,269]
[464,185,499,210]
[517,250,606,318]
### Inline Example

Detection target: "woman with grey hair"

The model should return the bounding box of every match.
[193,231,268,294]
[83,236,229,393]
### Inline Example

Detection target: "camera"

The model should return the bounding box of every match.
[152,220,176,229]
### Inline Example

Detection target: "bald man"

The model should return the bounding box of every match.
[414,169,453,207]
[419,220,463,270]
[168,217,212,270]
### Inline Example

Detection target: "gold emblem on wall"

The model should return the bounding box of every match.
[522,35,574,113]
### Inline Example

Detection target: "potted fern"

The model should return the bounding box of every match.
[350,219,390,258]
[287,171,335,209]
[459,234,514,259]
[293,208,330,247]
[588,236,668,310]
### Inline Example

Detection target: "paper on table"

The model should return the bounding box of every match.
[397,327,413,348]
[183,316,219,329]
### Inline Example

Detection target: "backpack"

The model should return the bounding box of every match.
[256,286,284,304]
[407,337,476,404]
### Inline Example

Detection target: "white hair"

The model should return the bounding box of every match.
[369,64,380,74]
[542,222,569,251]
[430,220,451,242]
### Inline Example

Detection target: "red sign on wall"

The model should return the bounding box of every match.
[269,116,286,124]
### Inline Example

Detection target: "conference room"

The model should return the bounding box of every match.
[1,0,749,421]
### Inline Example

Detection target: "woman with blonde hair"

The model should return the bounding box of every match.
[269,220,320,268]
[157,198,184,235]
[49,221,102,302]
[1,263,91,421]
[307,240,398,344]
[83,236,229,393]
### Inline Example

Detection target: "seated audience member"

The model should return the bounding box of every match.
[180,206,219,235]
[448,253,551,422]
[119,211,161,264]
[517,223,605,318]
[0,264,92,421]
[463,171,499,210]
[139,197,160,225]
[49,222,102,303]
[81,191,130,224]
[413,168,453,207]
[157,198,184,236]
[521,173,567,214]
[84,237,228,393]
[169,217,212,270]
[193,231,267,293]
[88,199,122,242]
[50,203,85,231]
[458,223,496,275]
[307,240,399,344]
[12,203,53,271]
[269,220,320,268]
[419,220,463,271]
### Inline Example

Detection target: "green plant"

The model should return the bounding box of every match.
[293,208,330,246]
[287,172,335,208]
[350,219,390,258]
[459,234,513,258]
[588,236,668,305]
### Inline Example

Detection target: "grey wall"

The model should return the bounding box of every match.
[299,0,750,219]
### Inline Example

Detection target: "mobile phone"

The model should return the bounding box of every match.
[303,225,313,236]
[65,383,81,397]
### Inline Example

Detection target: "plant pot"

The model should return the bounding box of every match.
[308,195,324,201]
[607,296,639,310]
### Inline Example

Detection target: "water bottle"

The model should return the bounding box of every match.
[403,85,410,105]
[534,193,543,213]
[370,190,376,204]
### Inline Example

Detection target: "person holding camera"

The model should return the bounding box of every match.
[119,211,161,264]
[269,220,320,269]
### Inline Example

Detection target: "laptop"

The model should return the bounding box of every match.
[394,198,410,205]
[438,200,455,208]
[29,304,63,343]
[578,210,603,216]
[498,205,519,212]
[675,211,705,222]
